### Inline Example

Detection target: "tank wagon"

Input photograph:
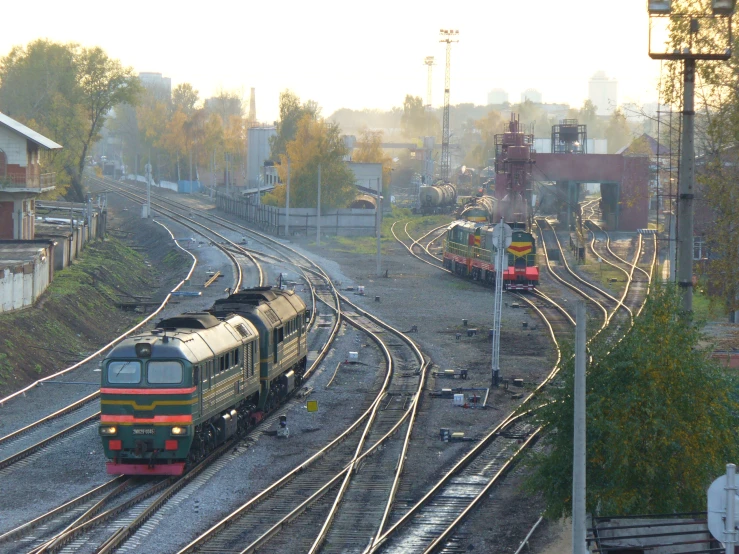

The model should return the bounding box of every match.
[419,183,457,214]
[99,287,307,475]
[460,195,496,223]
[442,220,538,290]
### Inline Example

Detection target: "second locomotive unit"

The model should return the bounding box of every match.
[99,287,307,475]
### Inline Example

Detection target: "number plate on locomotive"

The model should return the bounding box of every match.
[133,428,155,435]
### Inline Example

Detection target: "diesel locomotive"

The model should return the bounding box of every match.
[442,220,538,290]
[99,287,308,475]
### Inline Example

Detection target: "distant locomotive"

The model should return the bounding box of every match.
[459,196,496,223]
[419,183,457,214]
[99,287,308,475]
[442,220,538,290]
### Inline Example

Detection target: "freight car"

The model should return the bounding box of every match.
[419,183,457,214]
[99,287,307,475]
[442,220,539,290]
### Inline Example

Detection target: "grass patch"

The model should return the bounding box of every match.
[322,208,452,255]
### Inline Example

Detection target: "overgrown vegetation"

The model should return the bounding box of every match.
[528,283,739,517]
[0,238,160,391]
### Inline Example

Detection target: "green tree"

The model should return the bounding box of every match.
[400,94,428,138]
[267,114,355,210]
[269,90,320,159]
[528,283,739,518]
[352,127,392,196]
[604,108,632,153]
[0,40,141,200]
[464,109,504,168]
[172,83,199,116]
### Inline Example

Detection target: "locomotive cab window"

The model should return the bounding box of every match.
[107,360,142,384]
[147,361,183,384]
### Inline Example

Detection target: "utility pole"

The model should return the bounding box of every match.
[572,300,587,554]
[439,29,459,183]
[285,157,291,237]
[211,149,216,199]
[189,149,193,188]
[316,164,321,247]
[677,58,695,313]
[491,219,507,387]
[376,177,382,276]
[143,162,152,218]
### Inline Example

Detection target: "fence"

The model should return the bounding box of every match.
[216,193,377,237]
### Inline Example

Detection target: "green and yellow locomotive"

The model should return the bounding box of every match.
[99,287,308,475]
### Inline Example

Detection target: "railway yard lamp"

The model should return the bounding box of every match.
[647,0,735,313]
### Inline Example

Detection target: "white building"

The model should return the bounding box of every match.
[589,71,618,116]
[138,72,172,101]
[247,126,277,188]
[520,89,542,104]
[487,89,509,105]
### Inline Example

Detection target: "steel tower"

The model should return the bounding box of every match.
[439,29,459,183]
[424,56,435,108]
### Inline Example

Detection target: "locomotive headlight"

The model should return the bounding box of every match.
[171,426,187,436]
[99,426,117,436]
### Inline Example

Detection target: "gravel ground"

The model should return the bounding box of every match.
[119,321,384,553]
[0,193,239,537]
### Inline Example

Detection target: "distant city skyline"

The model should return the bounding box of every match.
[0,0,662,122]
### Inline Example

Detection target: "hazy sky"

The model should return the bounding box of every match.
[2,0,662,122]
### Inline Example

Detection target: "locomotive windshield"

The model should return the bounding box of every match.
[147,361,184,384]
[107,360,142,384]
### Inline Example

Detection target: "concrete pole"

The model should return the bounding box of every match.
[317,164,321,247]
[212,149,216,199]
[376,177,382,276]
[669,209,677,282]
[572,300,587,554]
[491,219,504,387]
[189,149,193,187]
[285,157,290,237]
[726,463,737,554]
[677,58,695,313]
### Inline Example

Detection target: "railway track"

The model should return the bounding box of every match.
[366,292,567,553]
[0,222,204,477]
[175,294,427,554]
[390,221,449,273]
[0,180,343,553]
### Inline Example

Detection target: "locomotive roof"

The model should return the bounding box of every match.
[157,312,220,330]
[210,286,306,328]
[105,315,257,364]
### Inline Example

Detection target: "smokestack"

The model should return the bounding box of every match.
[248,87,256,126]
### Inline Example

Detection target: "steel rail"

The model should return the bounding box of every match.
[390,221,451,273]
[538,218,629,324]
[0,222,198,474]
[367,288,569,553]
[88,176,252,288]
[0,476,126,545]
[178,296,426,554]
[0,221,197,409]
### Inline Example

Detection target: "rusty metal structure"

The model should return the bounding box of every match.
[494,114,536,227]
[551,119,587,154]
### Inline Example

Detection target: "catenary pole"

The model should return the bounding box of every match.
[573,300,587,554]
[677,58,695,313]
[376,177,382,276]
[285,157,290,237]
[316,164,321,247]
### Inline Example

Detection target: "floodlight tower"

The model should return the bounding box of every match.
[424,56,435,108]
[439,29,459,183]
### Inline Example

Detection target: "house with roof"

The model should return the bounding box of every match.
[0,111,62,240]
[0,112,62,312]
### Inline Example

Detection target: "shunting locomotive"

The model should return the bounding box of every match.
[442,113,539,290]
[99,287,307,475]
